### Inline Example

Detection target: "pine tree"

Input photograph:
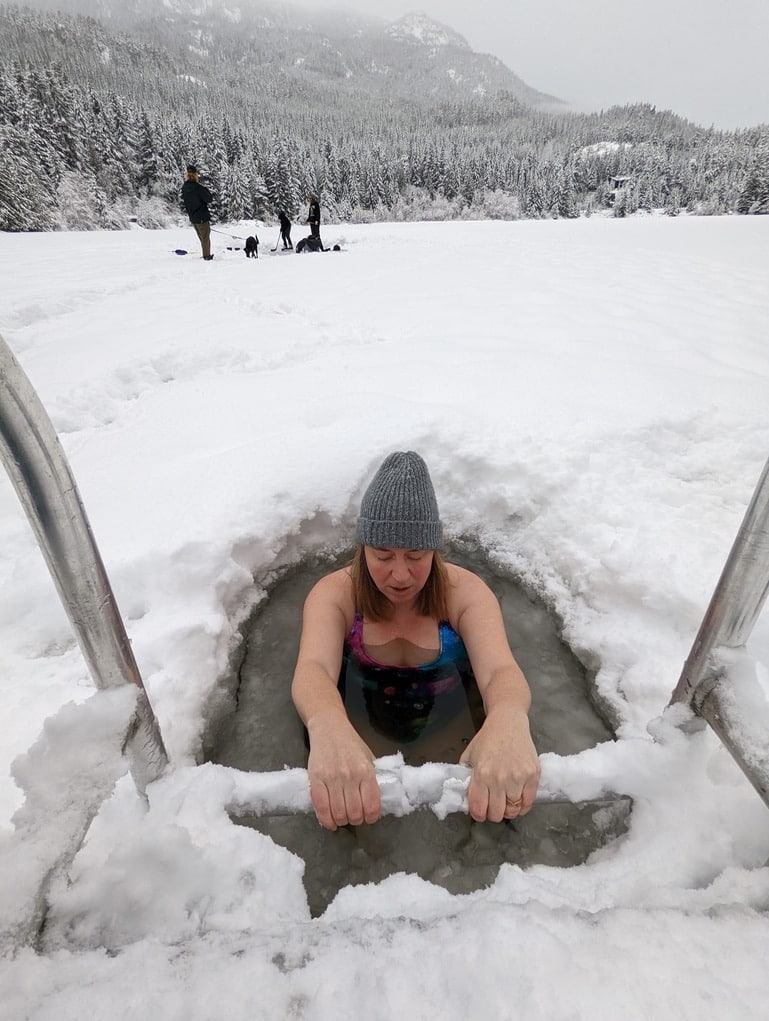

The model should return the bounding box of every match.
[264,134,302,216]
[737,146,769,214]
[219,159,254,221]
[137,112,162,194]
[0,124,57,230]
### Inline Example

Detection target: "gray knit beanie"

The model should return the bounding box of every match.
[356,451,443,550]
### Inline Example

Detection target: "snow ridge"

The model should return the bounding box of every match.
[385,12,470,49]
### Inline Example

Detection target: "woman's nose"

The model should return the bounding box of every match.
[390,558,409,580]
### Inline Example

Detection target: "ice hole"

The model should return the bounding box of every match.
[207,544,630,916]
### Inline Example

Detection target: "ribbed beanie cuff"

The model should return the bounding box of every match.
[356,451,443,550]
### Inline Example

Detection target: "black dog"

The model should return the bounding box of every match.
[244,235,259,258]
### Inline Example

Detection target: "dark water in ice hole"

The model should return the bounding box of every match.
[208,547,630,916]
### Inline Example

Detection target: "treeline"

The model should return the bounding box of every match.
[1,3,767,231]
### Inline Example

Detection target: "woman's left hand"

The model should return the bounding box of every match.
[459,707,541,823]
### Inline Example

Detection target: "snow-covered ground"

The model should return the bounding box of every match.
[1,216,768,1019]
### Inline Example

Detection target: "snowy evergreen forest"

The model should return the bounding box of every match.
[1,0,768,232]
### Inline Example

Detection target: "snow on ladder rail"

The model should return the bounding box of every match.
[198,755,629,821]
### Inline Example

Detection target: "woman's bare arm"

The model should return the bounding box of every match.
[291,571,381,829]
[449,566,541,822]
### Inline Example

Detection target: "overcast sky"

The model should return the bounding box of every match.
[296,0,768,129]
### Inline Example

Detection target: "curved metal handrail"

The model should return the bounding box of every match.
[669,457,769,806]
[0,333,167,792]
[670,459,769,707]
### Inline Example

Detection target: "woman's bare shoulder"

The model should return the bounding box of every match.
[305,566,355,611]
[445,562,495,612]
[298,567,355,655]
[445,561,490,592]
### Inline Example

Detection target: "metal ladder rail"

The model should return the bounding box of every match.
[0,333,168,793]
[668,457,769,806]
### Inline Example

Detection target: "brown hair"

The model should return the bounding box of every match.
[349,546,450,622]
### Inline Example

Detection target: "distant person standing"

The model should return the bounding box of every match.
[277,208,293,250]
[305,194,322,244]
[181,165,214,260]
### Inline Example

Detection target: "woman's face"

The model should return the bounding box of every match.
[364,547,434,606]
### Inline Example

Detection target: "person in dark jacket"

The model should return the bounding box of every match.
[277,208,293,250]
[182,165,214,260]
[305,194,321,242]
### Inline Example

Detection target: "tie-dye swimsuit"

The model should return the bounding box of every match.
[339,613,482,752]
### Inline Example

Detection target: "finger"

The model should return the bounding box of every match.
[343,769,381,826]
[343,782,366,826]
[518,775,540,817]
[486,788,507,823]
[327,784,350,829]
[310,783,337,831]
[466,777,490,823]
[360,774,382,824]
[503,793,524,820]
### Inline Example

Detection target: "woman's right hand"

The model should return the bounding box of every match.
[306,717,381,830]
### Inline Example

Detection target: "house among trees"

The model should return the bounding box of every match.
[607,175,633,209]
[610,175,632,191]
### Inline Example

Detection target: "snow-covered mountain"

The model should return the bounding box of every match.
[385,12,470,50]
[11,0,563,109]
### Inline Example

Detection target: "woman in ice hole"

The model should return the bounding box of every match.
[291,451,541,830]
